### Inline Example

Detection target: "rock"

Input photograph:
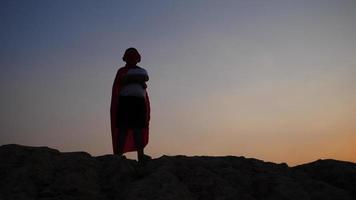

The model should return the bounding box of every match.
[0,144,355,200]
[293,159,356,198]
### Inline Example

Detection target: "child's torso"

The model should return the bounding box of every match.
[119,66,148,98]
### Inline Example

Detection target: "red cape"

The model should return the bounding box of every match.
[110,66,150,154]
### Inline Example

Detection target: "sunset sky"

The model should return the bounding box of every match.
[1,0,355,166]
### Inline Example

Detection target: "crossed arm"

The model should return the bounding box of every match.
[121,74,149,88]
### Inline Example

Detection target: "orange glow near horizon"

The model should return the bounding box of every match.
[1,1,356,166]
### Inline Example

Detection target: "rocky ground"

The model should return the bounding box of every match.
[0,144,355,200]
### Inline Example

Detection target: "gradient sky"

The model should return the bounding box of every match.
[1,0,355,166]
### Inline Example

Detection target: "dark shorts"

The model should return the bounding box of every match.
[117,96,147,129]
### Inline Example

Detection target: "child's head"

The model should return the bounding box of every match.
[123,47,141,65]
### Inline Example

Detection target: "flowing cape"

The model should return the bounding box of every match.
[110,66,150,154]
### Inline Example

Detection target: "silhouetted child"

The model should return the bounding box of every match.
[110,48,151,165]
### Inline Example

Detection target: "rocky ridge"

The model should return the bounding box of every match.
[0,144,355,200]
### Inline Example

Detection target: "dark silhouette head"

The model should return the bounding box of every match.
[123,47,141,66]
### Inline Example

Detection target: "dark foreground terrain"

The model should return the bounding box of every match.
[0,144,355,200]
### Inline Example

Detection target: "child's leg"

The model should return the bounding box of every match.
[133,128,152,164]
[133,128,144,160]
[118,128,128,155]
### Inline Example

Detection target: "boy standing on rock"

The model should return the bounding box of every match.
[110,48,151,164]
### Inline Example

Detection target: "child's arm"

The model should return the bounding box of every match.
[121,74,149,87]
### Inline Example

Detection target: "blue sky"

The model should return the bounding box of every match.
[1,0,355,165]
